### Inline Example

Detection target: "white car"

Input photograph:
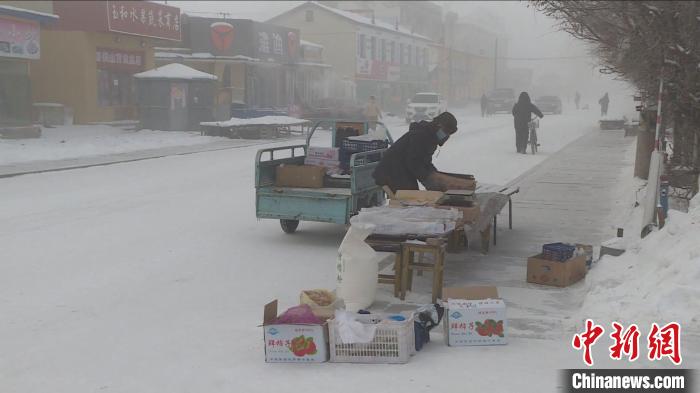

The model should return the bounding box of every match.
[405,92,447,123]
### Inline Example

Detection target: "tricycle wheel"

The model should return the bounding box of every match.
[280,219,300,234]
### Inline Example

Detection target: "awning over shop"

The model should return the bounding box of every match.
[134,63,217,80]
[0,5,58,24]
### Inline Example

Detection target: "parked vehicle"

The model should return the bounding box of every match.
[405,92,446,123]
[535,96,562,114]
[486,88,516,114]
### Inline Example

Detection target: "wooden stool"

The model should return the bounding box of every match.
[377,252,403,298]
[400,239,446,303]
[447,227,468,253]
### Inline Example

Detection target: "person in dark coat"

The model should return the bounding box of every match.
[599,92,609,116]
[480,93,489,117]
[512,92,544,154]
[574,91,581,110]
[372,112,458,193]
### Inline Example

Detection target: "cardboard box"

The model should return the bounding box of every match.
[526,254,587,287]
[437,204,480,225]
[443,286,507,346]
[303,157,341,170]
[307,146,339,161]
[395,190,445,203]
[275,165,326,188]
[262,300,329,363]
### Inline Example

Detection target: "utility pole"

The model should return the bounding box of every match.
[448,47,453,104]
[493,38,498,90]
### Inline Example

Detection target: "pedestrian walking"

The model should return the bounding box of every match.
[598,92,609,117]
[480,93,489,117]
[363,95,382,131]
[575,91,581,110]
[512,92,544,154]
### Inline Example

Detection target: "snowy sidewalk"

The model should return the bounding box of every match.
[376,128,637,335]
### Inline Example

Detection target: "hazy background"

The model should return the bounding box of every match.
[162,0,634,106]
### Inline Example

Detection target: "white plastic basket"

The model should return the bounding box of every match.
[329,314,415,364]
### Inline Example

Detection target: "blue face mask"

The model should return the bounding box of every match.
[436,128,450,145]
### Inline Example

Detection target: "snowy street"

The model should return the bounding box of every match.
[4,102,696,392]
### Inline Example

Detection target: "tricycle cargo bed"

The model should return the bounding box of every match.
[257,186,353,224]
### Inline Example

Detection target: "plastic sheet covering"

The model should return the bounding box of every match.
[351,206,461,236]
[470,191,510,233]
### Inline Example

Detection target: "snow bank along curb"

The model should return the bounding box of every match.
[574,193,700,333]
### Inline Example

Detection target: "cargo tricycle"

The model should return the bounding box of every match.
[255,120,394,233]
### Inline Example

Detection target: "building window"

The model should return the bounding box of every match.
[97,69,135,107]
[423,48,428,67]
[305,10,314,22]
[358,34,366,58]
[415,46,420,66]
[399,43,404,65]
[370,36,376,60]
[381,39,386,62]
[407,45,412,66]
[390,41,395,64]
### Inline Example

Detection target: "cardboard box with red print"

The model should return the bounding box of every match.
[262,300,329,363]
[443,286,507,346]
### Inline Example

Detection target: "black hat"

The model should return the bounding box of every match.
[434,112,458,134]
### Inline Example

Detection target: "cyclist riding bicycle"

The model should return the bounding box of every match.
[512,92,544,154]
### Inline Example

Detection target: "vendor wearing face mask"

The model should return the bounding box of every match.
[373,111,462,193]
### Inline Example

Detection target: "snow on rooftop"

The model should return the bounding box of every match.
[155,52,260,62]
[201,116,310,127]
[134,63,218,80]
[300,40,323,49]
[271,2,432,42]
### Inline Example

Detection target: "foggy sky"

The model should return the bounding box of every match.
[161,1,634,100]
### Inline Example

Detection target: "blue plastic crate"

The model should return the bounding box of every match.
[542,242,576,262]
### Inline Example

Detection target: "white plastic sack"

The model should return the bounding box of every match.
[336,223,383,312]
[334,310,377,344]
[350,206,460,235]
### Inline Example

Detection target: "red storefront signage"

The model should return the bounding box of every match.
[210,22,235,53]
[96,47,144,72]
[106,1,181,41]
[0,17,40,60]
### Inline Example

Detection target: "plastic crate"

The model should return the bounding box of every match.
[338,150,383,170]
[340,138,388,153]
[329,314,415,364]
[542,242,576,262]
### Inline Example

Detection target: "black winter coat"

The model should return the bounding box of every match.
[512,101,543,130]
[372,121,438,192]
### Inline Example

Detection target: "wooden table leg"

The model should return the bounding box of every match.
[400,245,410,300]
[481,223,491,254]
[393,251,402,298]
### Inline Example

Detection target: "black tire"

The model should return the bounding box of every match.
[280,219,299,234]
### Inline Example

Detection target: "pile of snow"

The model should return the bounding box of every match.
[0,125,223,165]
[201,116,310,127]
[575,193,700,331]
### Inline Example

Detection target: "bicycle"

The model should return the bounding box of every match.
[527,117,540,154]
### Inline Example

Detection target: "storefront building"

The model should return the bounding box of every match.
[0,2,57,128]
[268,1,432,114]
[30,1,181,124]
[155,16,302,116]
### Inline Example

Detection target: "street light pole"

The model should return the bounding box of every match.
[494,38,498,90]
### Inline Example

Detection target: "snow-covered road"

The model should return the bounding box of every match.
[5,102,683,393]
